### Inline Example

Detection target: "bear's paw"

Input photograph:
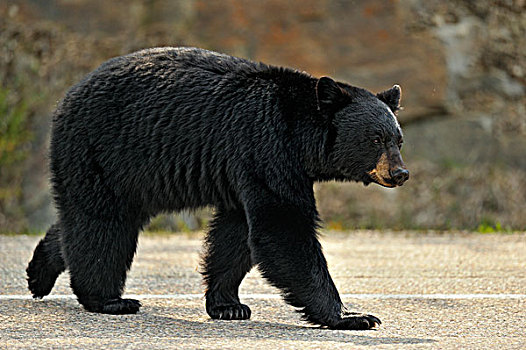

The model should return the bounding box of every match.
[208,304,251,320]
[329,313,381,330]
[99,298,142,315]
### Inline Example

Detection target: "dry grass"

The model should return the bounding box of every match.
[316,160,526,231]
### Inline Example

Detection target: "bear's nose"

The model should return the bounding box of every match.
[391,168,409,186]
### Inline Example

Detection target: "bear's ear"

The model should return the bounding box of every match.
[316,76,347,112]
[377,84,402,112]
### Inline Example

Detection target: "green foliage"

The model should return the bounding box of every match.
[0,86,32,232]
[476,220,508,233]
[0,87,30,168]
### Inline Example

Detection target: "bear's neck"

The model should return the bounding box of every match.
[259,67,332,181]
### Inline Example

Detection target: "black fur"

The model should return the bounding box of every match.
[27,47,407,329]
[27,224,65,298]
[376,85,402,112]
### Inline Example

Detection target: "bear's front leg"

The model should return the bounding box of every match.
[245,202,381,330]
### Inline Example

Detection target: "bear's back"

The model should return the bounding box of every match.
[50,48,296,213]
[89,47,266,82]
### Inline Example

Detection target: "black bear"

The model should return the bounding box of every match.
[27,47,408,330]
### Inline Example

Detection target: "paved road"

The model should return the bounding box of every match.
[1,231,525,349]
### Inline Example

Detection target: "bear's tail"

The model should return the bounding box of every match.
[27,223,66,298]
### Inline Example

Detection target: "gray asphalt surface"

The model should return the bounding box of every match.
[1,231,525,349]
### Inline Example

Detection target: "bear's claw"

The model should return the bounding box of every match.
[329,313,382,330]
[208,304,251,320]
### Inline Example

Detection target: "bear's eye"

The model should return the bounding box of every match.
[372,136,382,145]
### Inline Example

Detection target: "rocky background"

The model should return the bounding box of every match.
[1,0,525,233]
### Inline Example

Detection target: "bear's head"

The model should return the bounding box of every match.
[314,77,409,188]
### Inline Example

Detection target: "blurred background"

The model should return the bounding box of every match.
[1,0,525,234]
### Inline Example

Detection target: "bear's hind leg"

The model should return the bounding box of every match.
[27,223,66,298]
[61,214,141,314]
[202,208,253,320]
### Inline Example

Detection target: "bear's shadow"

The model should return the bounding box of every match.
[14,300,435,346]
[133,313,436,346]
[61,302,435,346]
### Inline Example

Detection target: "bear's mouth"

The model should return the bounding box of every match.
[366,168,409,188]
[366,153,397,188]
[367,173,397,188]
[366,152,409,188]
